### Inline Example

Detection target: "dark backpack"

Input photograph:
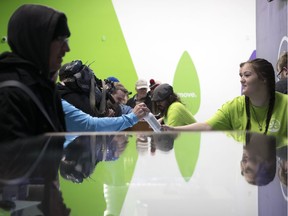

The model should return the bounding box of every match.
[58,60,121,117]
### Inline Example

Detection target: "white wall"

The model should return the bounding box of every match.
[113,0,256,121]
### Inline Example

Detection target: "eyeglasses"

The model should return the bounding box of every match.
[277,67,286,80]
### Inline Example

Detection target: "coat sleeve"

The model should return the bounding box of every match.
[62,99,139,132]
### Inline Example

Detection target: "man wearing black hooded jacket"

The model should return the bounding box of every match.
[0,4,71,141]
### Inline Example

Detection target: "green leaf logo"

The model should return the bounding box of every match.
[173,51,201,115]
[173,51,201,182]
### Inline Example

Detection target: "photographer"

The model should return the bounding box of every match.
[62,99,148,132]
[110,82,134,114]
[57,60,149,132]
[57,60,120,117]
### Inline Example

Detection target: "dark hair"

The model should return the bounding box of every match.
[241,58,275,135]
[111,82,129,95]
[162,93,182,117]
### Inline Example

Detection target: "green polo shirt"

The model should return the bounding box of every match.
[206,92,288,137]
[164,101,196,126]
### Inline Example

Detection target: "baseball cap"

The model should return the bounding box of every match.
[149,79,160,90]
[135,79,148,89]
[151,83,173,101]
[107,76,120,82]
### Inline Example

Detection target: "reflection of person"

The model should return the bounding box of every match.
[151,133,178,152]
[164,58,288,137]
[136,135,150,155]
[0,136,70,215]
[240,132,276,186]
[0,4,70,140]
[277,145,287,187]
[60,134,129,183]
[135,133,178,156]
[152,83,196,126]
[112,134,130,158]
[275,51,287,94]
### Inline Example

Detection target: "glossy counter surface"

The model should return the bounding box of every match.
[0,131,287,216]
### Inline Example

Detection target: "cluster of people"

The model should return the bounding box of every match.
[0,4,287,142]
[124,77,196,126]
[0,4,150,140]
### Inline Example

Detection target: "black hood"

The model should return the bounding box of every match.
[0,52,34,68]
[7,4,70,79]
[0,52,40,84]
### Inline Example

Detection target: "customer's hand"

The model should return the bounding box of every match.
[161,124,175,131]
[157,117,164,125]
[106,108,115,117]
[132,103,150,120]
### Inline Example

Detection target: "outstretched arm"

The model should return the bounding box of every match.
[162,122,212,131]
[62,100,149,132]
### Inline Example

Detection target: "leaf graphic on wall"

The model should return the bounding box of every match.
[174,133,201,182]
[173,51,201,182]
[173,51,201,115]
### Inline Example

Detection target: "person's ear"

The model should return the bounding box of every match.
[240,161,244,176]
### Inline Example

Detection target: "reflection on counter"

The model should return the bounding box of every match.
[277,144,288,201]
[60,134,129,183]
[241,132,276,186]
[0,131,287,215]
[0,136,70,216]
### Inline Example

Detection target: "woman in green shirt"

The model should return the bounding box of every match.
[152,83,196,126]
[164,58,288,137]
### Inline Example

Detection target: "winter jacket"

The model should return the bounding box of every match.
[0,5,67,141]
[126,94,152,111]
